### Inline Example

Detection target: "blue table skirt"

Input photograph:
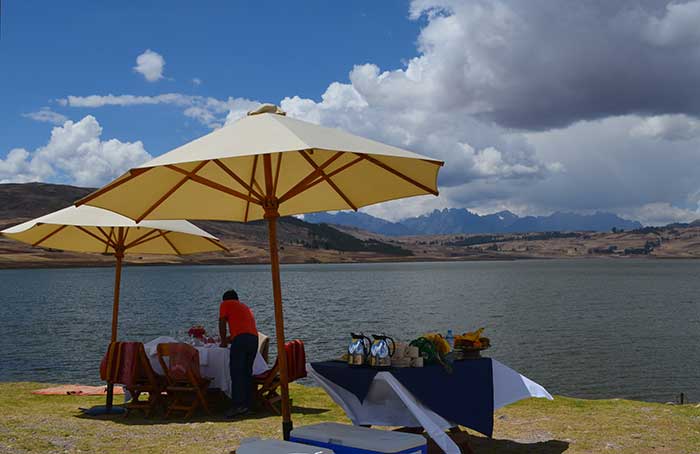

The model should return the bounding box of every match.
[311,359,495,437]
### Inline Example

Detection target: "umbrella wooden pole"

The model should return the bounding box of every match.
[262,153,293,439]
[265,211,293,439]
[106,238,125,411]
[110,250,124,343]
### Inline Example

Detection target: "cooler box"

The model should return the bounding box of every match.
[237,438,335,454]
[290,422,427,454]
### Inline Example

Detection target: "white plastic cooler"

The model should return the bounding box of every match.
[289,423,427,454]
[236,438,335,454]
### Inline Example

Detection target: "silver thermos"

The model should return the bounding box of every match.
[347,333,370,366]
[369,334,395,369]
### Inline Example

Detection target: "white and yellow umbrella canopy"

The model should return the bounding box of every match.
[2,205,225,411]
[77,105,443,222]
[2,205,225,255]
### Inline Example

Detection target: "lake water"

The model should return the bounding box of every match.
[0,259,698,403]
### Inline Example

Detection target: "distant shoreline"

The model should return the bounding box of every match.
[1,253,692,271]
[0,255,524,271]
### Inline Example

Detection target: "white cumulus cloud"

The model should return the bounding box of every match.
[0,116,151,186]
[133,49,165,82]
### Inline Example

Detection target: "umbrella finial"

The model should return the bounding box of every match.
[247,103,286,116]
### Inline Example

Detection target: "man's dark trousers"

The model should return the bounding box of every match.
[229,333,258,409]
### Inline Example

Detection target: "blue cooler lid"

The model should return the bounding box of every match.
[290,423,426,453]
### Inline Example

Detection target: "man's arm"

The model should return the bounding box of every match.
[219,318,229,347]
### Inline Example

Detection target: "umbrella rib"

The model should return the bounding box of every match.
[137,161,210,222]
[358,153,439,196]
[32,224,68,247]
[279,151,344,203]
[165,165,262,205]
[128,228,226,253]
[299,150,357,211]
[212,159,265,201]
[126,230,170,249]
[124,229,161,249]
[325,155,366,178]
[75,226,112,249]
[300,155,367,193]
[280,154,364,203]
[205,236,229,252]
[273,152,283,197]
[75,168,152,206]
[244,155,259,223]
[97,226,118,250]
[102,227,113,252]
[159,230,181,255]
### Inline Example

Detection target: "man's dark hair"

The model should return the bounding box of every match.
[222,289,239,301]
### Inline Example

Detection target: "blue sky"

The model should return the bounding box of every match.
[3,1,700,225]
[1,1,420,153]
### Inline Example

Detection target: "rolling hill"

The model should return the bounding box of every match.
[0,183,412,268]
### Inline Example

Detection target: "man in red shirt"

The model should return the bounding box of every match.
[219,289,258,418]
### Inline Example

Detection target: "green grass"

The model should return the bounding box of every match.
[0,382,698,453]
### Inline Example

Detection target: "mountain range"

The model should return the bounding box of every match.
[304,208,643,236]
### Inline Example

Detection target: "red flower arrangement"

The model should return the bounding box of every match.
[188,325,206,340]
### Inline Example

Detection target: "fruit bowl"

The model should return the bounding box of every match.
[453,337,490,359]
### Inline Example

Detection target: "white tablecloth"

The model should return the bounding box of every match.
[143,336,269,398]
[307,359,552,454]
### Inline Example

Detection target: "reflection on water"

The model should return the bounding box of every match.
[0,259,698,402]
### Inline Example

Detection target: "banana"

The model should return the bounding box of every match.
[457,327,485,342]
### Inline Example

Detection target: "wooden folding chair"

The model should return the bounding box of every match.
[253,339,307,414]
[157,343,211,418]
[124,343,166,417]
[100,341,165,417]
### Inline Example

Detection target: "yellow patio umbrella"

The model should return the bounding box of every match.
[1,204,227,410]
[76,104,443,434]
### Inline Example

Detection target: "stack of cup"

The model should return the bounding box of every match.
[388,343,425,368]
[406,345,423,367]
[391,342,411,367]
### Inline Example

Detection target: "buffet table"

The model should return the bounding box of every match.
[308,359,552,454]
[143,336,268,398]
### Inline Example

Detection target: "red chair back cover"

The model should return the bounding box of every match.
[253,339,306,381]
[99,342,141,388]
[159,343,202,381]
[285,340,307,381]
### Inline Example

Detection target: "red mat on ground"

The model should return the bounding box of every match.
[32,384,124,396]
